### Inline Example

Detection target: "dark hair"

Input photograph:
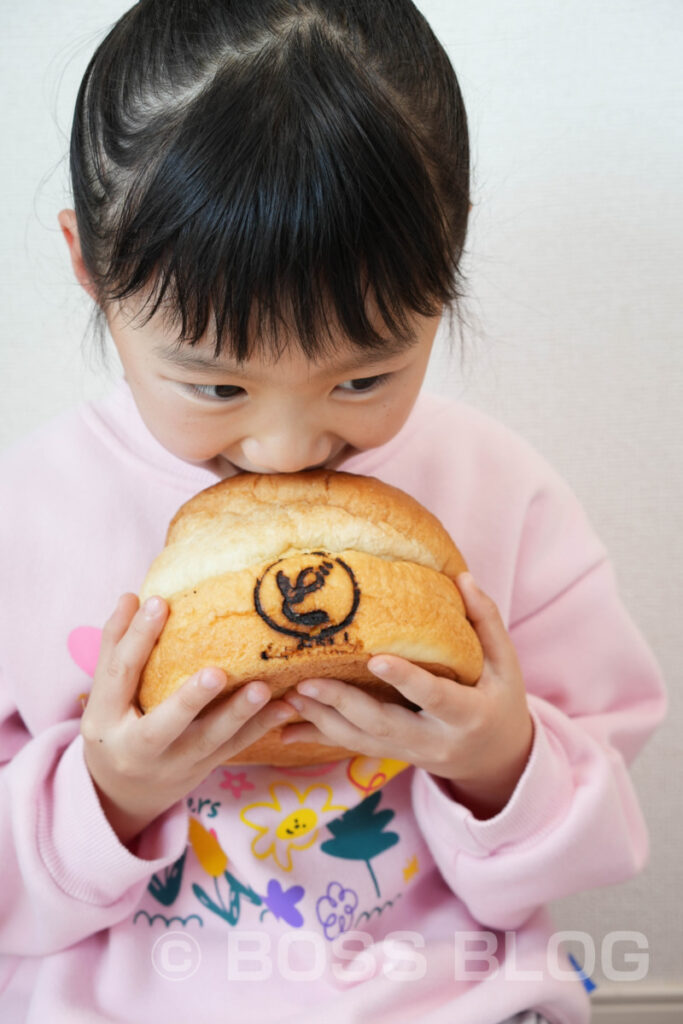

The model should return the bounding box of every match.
[70,0,470,362]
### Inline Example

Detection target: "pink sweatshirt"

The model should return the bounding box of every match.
[0,377,665,1024]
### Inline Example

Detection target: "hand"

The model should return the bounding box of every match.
[280,573,534,819]
[81,593,297,847]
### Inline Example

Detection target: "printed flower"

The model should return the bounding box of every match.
[260,879,305,927]
[192,869,261,927]
[403,855,419,882]
[347,756,410,795]
[220,769,255,798]
[188,816,228,877]
[241,782,347,871]
[316,882,359,941]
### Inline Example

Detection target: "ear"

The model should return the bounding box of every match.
[58,209,97,301]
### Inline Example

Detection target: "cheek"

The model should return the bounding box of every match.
[352,374,423,445]
[142,391,234,461]
[342,398,410,449]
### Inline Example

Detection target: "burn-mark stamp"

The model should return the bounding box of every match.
[254,551,360,646]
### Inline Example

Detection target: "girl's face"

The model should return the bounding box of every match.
[105,298,440,475]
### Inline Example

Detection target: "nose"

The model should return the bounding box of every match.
[241,430,333,474]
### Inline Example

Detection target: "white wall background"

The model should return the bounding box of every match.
[1,0,681,995]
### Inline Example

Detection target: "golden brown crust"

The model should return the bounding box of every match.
[139,551,481,703]
[162,470,467,580]
[137,470,483,766]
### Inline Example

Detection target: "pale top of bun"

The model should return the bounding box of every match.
[140,470,467,603]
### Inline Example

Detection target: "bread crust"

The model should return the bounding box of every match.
[137,470,483,765]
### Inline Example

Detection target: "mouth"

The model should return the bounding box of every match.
[227,446,357,475]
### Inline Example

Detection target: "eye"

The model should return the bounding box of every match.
[184,383,245,402]
[336,373,391,393]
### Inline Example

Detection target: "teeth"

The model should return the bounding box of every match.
[139,506,445,602]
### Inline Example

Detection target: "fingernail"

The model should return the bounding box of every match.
[143,596,165,619]
[297,683,318,698]
[368,659,390,677]
[198,669,223,690]
[275,707,296,721]
[458,573,481,589]
[247,683,269,704]
[288,695,304,712]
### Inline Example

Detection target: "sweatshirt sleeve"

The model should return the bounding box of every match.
[0,684,190,956]
[411,472,667,933]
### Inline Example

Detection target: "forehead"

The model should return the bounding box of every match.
[111,279,440,377]
[110,289,440,380]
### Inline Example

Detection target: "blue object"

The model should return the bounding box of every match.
[568,953,597,993]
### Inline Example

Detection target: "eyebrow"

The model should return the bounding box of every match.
[153,335,416,378]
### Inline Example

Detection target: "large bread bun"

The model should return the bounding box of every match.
[137,470,483,765]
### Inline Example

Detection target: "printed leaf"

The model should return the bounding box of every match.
[192,882,233,923]
[321,791,399,897]
[147,851,186,906]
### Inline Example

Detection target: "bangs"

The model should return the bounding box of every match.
[99,25,460,361]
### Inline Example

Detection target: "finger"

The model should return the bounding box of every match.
[167,681,300,763]
[284,679,413,750]
[205,699,306,763]
[279,720,340,749]
[143,671,267,756]
[97,593,140,659]
[89,594,169,718]
[280,705,379,755]
[366,656,474,724]
[456,573,520,677]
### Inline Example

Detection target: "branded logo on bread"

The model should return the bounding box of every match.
[254,551,360,645]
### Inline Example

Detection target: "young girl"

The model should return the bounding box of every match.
[0,1,666,1022]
